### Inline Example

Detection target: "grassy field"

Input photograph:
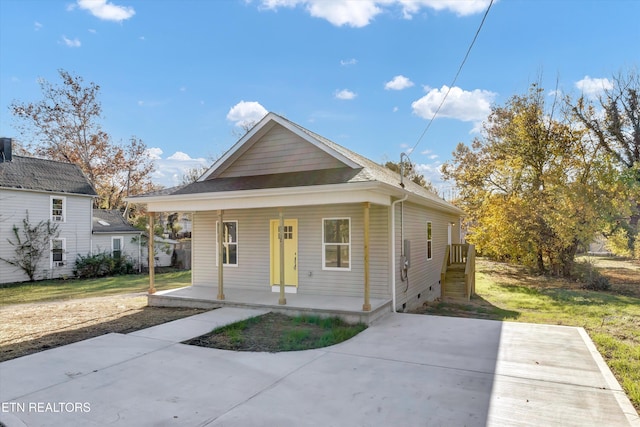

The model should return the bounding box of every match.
[417,256,640,411]
[0,270,191,306]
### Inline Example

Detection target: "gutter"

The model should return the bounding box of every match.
[390,193,408,313]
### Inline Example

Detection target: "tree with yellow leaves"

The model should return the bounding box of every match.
[443,83,629,276]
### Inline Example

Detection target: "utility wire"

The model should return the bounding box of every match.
[408,0,494,157]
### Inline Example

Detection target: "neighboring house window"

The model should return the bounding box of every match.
[51,197,65,222]
[216,221,238,266]
[51,238,66,267]
[112,237,123,259]
[323,218,350,270]
[426,221,432,260]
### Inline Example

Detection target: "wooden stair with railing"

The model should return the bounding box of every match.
[441,244,476,300]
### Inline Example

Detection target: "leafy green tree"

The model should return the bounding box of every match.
[443,83,627,276]
[0,211,60,281]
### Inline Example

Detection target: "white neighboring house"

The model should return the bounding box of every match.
[0,138,97,284]
[92,209,143,269]
[141,236,178,268]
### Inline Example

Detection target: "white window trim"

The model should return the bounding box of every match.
[216,220,238,267]
[322,217,351,271]
[51,238,67,268]
[426,221,433,261]
[112,236,124,258]
[50,196,66,223]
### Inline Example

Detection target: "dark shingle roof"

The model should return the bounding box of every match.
[0,156,97,196]
[92,209,141,233]
[173,167,368,195]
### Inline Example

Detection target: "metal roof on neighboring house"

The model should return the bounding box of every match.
[92,209,141,234]
[0,155,97,196]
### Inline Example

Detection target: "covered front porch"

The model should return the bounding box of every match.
[148,286,392,325]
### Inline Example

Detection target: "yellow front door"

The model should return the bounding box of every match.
[270,219,298,286]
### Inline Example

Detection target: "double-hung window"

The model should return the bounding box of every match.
[112,237,123,259]
[323,218,350,270]
[51,238,66,267]
[426,221,432,260]
[51,197,65,222]
[216,221,238,266]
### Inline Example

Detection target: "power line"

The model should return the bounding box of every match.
[409,0,494,157]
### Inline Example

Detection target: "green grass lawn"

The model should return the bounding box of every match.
[420,257,640,411]
[0,270,191,306]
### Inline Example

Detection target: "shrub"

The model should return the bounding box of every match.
[574,260,611,291]
[74,252,135,279]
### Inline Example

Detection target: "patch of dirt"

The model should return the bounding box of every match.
[0,294,207,362]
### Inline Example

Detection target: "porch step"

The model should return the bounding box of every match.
[443,281,465,298]
[443,262,467,298]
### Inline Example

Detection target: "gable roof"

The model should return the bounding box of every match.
[93,209,141,234]
[0,155,97,196]
[128,112,463,215]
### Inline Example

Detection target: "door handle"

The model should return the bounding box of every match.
[294,253,297,270]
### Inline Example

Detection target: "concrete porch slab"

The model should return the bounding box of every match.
[148,286,391,324]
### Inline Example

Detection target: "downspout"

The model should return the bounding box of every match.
[391,193,408,313]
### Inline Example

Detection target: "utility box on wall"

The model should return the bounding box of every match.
[403,239,411,268]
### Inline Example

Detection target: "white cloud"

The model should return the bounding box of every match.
[414,161,446,191]
[335,89,357,100]
[398,0,492,18]
[575,76,613,98]
[257,0,490,27]
[34,21,43,31]
[167,151,196,161]
[145,147,163,160]
[393,106,399,112]
[340,58,357,66]
[385,75,414,90]
[411,85,496,124]
[61,36,81,47]
[227,101,268,127]
[76,0,135,22]
[147,148,209,187]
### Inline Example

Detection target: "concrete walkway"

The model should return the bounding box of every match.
[0,308,638,426]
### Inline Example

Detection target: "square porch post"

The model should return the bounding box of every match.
[278,208,286,305]
[362,202,371,311]
[148,212,156,294]
[217,210,225,300]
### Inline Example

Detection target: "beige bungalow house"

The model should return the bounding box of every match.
[128,113,472,322]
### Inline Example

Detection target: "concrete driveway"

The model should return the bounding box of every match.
[1,307,638,426]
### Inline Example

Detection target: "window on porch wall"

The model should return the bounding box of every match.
[323,218,350,270]
[216,221,238,266]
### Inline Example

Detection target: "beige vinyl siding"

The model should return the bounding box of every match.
[0,189,93,284]
[392,201,461,310]
[217,124,346,178]
[191,204,390,299]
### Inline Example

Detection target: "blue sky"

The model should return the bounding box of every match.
[1,0,638,191]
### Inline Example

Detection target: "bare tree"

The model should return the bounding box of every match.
[11,69,157,209]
